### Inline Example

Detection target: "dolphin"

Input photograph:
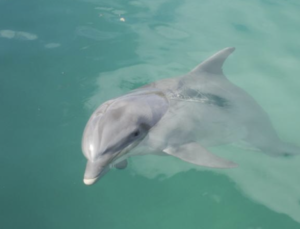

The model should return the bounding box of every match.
[81,47,299,185]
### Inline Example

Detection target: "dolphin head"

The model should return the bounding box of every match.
[82,90,168,185]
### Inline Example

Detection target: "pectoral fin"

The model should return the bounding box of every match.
[114,159,128,169]
[163,142,237,168]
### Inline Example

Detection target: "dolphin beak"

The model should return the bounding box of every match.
[83,177,99,185]
[83,160,109,185]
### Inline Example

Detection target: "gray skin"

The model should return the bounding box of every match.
[82,47,299,185]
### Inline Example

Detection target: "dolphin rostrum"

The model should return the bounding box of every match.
[81,47,299,185]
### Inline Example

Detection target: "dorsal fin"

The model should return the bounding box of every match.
[190,47,235,75]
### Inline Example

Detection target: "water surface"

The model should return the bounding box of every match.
[1,0,300,228]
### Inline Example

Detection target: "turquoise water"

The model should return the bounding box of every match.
[1,0,300,228]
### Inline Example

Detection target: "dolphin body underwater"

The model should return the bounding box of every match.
[82,47,299,185]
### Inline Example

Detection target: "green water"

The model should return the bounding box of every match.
[1,0,300,228]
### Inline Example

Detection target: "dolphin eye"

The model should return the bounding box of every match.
[133,130,140,137]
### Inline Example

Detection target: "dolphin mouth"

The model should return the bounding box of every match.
[83,161,109,185]
[83,177,99,185]
[83,142,141,185]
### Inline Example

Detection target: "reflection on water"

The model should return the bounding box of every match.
[76,26,120,41]
[0,30,38,40]
[44,43,61,49]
